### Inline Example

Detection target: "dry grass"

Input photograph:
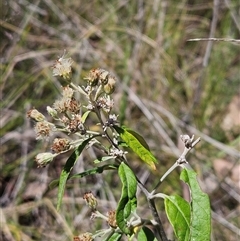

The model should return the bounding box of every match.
[1,0,240,240]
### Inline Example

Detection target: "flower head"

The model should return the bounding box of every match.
[53,86,80,114]
[52,54,73,80]
[34,121,55,140]
[73,233,93,241]
[96,96,114,113]
[62,85,74,99]
[51,138,70,153]
[107,210,117,228]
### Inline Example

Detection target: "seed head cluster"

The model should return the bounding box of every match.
[28,54,118,168]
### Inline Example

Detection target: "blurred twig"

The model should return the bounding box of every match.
[187,38,240,44]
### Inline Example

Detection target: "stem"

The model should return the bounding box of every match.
[70,82,88,96]
[94,106,119,149]
[148,198,168,241]
[152,136,201,193]
[136,178,168,241]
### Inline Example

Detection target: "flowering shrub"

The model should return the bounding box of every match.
[28,54,211,241]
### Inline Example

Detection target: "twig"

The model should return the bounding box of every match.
[152,135,201,194]
[187,38,240,44]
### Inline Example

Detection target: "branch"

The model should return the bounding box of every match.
[152,135,201,194]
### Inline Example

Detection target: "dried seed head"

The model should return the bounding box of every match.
[51,138,70,153]
[73,233,93,241]
[67,98,81,114]
[34,121,55,140]
[107,210,117,228]
[85,68,100,86]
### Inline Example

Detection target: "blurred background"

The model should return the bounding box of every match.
[1,0,239,240]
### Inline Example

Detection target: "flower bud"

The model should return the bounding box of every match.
[34,121,55,140]
[35,152,57,167]
[46,106,58,118]
[27,109,45,122]
[103,75,116,95]
[98,69,109,85]
[83,191,98,211]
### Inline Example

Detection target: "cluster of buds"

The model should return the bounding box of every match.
[85,68,116,95]
[109,147,127,158]
[82,191,118,238]
[28,108,73,167]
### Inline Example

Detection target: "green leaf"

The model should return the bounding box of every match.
[102,232,122,241]
[81,110,91,123]
[49,164,117,189]
[49,164,118,189]
[69,164,117,179]
[57,137,93,210]
[116,162,137,235]
[137,226,157,241]
[124,128,150,151]
[113,126,157,170]
[180,168,211,241]
[93,156,114,163]
[164,195,191,241]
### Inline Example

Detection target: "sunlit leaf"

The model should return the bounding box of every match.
[81,110,91,123]
[102,232,122,241]
[180,168,211,241]
[114,126,157,170]
[164,195,191,241]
